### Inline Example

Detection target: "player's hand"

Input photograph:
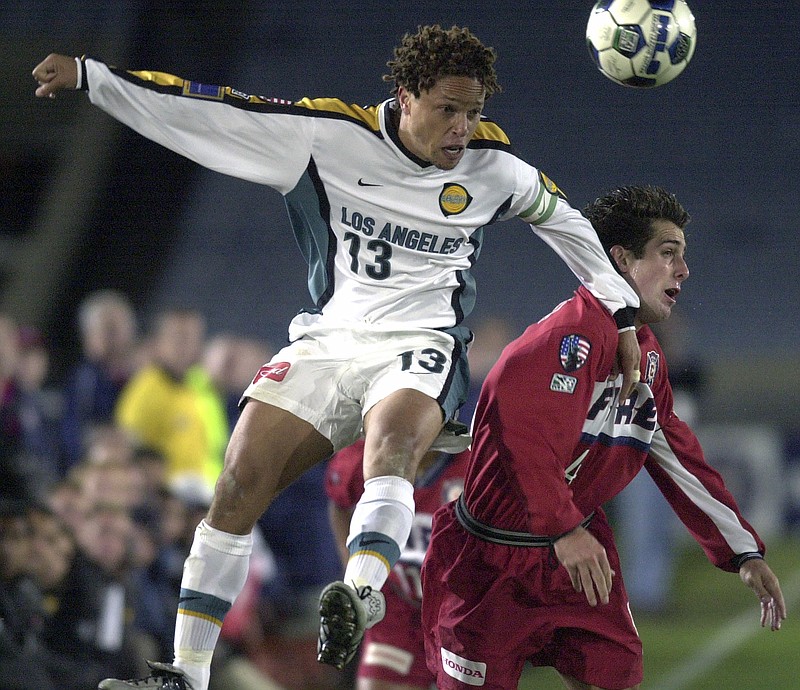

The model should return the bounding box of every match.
[32,53,78,98]
[616,328,641,400]
[739,558,787,631]
[553,525,614,606]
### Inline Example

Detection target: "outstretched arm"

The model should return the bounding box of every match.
[33,54,312,192]
[739,557,786,631]
[33,53,78,97]
[522,189,641,401]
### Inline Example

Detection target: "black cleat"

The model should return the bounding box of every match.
[98,661,192,690]
[317,581,386,669]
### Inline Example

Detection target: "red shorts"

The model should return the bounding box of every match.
[359,570,435,688]
[422,503,642,690]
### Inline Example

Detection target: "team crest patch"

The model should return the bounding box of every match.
[253,361,291,383]
[439,183,473,217]
[550,373,578,394]
[644,351,660,385]
[559,334,591,372]
[538,171,567,199]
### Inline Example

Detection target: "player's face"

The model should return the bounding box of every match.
[397,76,486,170]
[616,220,689,326]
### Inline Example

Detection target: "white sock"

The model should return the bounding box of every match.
[172,520,253,690]
[343,475,414,590]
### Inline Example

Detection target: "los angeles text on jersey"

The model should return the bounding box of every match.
[341,207,465,254]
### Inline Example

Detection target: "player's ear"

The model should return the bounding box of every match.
[397,86,411,114]
[609,245,630,273]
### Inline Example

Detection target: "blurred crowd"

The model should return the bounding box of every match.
[0,290,347,690]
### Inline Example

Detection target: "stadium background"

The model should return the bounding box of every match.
[2,2,799,687]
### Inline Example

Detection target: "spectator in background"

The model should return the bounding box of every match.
[1,314,25,494]
[15,325,63,483]
[185,338,233,483]
[115,307,218,496]
[34,498,144,685]
[61,289,138,474]
[1,314,55,503]
[0,500,51,690]
[0,498,70,690]
[29,503,109,689]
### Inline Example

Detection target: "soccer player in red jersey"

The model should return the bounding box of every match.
[422,186,786,690]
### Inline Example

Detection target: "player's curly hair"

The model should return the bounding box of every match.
[584,185,690,259]
[383,25,501,98]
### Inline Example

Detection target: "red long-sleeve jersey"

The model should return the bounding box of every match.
[464,286,763,572]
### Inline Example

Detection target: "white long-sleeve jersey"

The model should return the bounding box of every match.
[82,58,638,334]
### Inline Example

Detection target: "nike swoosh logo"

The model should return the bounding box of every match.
[358,178,383,187]
[178,596,202,603]
[360,538,391,547]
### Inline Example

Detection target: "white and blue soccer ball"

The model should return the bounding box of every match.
[586,0,697,87]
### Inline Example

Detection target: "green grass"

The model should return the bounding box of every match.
[517,535,800,689]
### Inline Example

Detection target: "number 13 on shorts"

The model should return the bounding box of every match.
[398,347,448,374]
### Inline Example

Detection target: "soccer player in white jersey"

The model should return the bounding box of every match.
[34,25,643,690]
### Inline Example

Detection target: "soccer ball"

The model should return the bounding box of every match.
[586,0,697,88]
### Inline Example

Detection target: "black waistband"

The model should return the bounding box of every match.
[454,493,594,547]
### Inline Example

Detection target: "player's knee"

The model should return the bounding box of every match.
[364,444,418,481]
[208,460,275,531]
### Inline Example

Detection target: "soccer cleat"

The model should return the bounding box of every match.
[317,580,386,669]
[98,661,192,690]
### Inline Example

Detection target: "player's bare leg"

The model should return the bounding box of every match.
[361,388,445,481]
[318,388,443,670]
[208,400,334,534]
[100,400,333,690]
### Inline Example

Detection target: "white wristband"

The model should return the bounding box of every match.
[74,56,82,90]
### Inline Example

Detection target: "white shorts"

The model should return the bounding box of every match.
[242,324,470,452]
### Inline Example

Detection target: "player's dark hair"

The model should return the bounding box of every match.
[384,25,501,98]
[583,185,690,259]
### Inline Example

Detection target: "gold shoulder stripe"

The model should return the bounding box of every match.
[295,97,381,131]
[473,121,510,144]
[127,69,184,87]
